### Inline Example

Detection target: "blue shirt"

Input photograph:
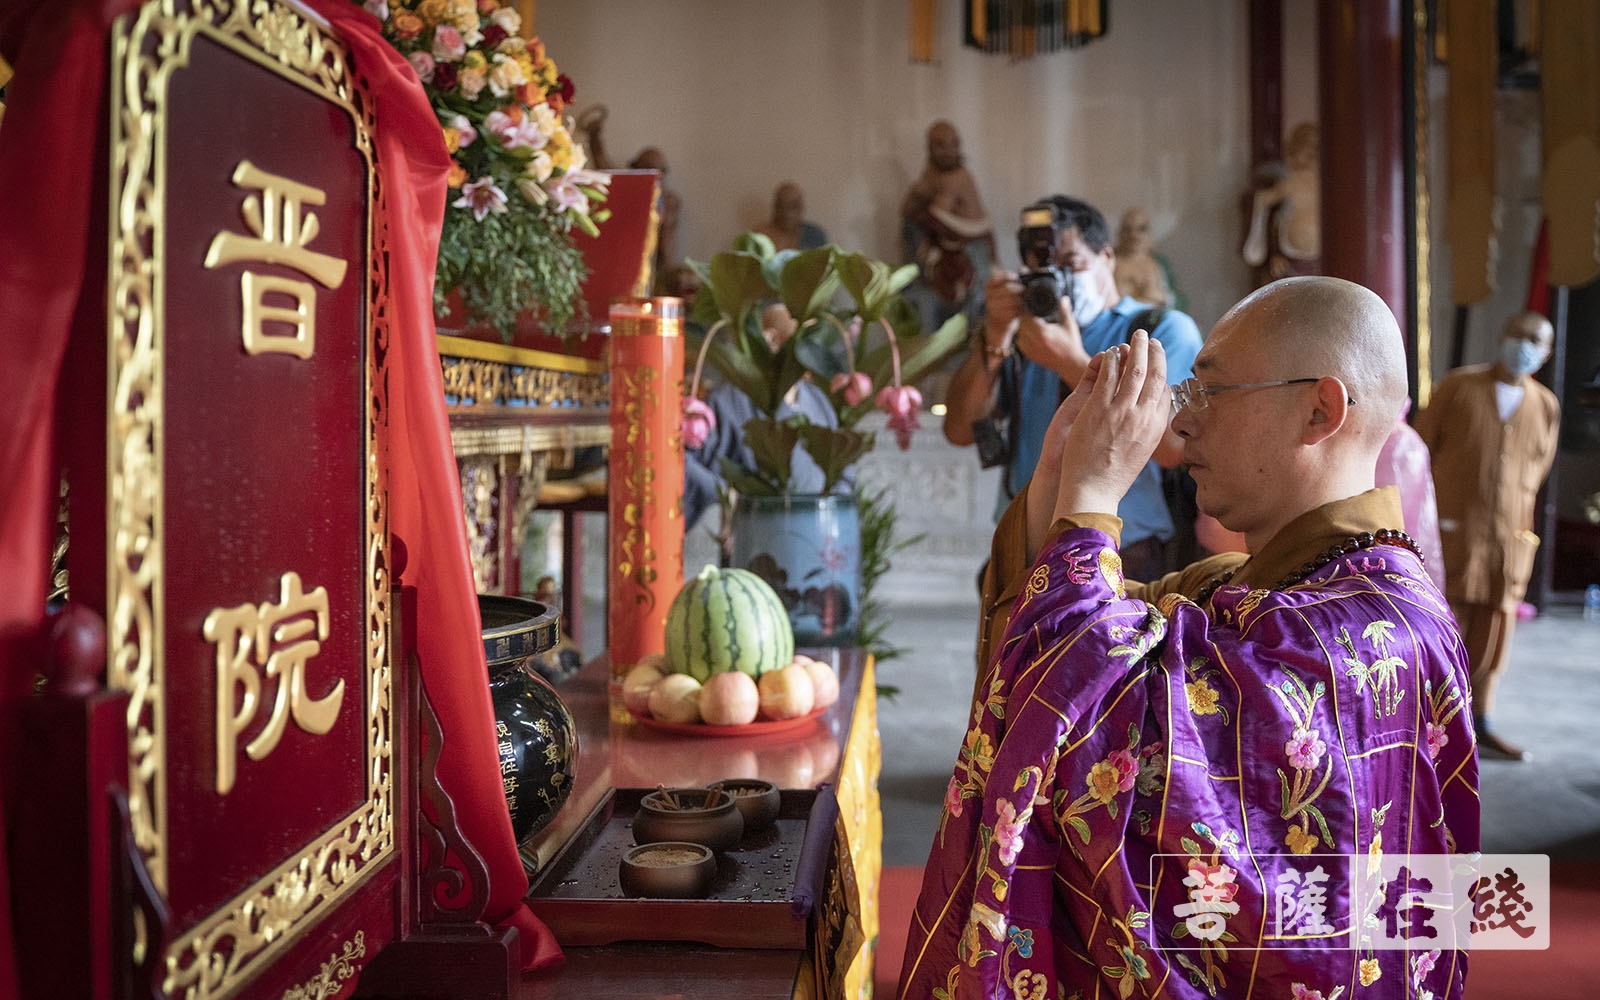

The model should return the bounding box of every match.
[998,297,1203,542]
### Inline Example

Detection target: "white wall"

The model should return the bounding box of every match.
[538,0,1258,331]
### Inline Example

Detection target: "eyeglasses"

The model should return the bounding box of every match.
[1170,377,1324,416]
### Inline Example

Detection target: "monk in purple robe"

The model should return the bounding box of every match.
[899,277,1478,999]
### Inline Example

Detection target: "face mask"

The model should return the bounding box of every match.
[1499,338,1545,377]
[1068,270,1106,326]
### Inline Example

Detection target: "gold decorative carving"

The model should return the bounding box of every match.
[107,3,392,998]
[510,438,551,560]
[448,423,609,460]
[613,365,659,610]
[49,474,68,605]
[460,457,500,593]
[439,354,608,408]
[281,930,366,1000]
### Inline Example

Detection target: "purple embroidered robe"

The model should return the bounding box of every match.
[898,514,1479,1000]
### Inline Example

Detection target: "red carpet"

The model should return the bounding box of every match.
[875,864,1600,998]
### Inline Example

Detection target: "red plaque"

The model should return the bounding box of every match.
[104,4,398,995]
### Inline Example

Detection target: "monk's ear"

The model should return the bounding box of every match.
[1301,376,1351,445]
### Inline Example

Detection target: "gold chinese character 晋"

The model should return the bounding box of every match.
[204,160,349,359]
[206,571,346,794]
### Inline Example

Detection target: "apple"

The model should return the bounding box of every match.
[622,661,666,716]
[757,662,816,721]
[699,670,760,726]
[800,658,840,710]
[648,673,703,724]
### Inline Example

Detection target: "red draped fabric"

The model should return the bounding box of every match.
[0,0,559,981]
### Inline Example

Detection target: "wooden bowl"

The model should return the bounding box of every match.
[706,778,781,832]
[618,842,716,899]
[632,787,744,852]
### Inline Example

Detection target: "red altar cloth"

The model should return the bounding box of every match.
[0,0,559,981]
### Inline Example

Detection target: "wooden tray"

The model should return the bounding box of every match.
[525,786,837,949]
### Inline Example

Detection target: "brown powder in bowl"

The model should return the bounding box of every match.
[630,846,706,868]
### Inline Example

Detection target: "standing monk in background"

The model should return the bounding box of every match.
[1415,311,1560,761]
[901,277,1476,1000]
[902,120,994,335]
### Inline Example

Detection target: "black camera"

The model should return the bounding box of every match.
[972,414,1009,469]
[1017,202,1069,319]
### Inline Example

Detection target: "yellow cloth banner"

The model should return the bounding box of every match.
[910,0,935,62]
[1540,0,1600,288]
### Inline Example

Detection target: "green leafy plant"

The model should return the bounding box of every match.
[856,485,922,697]
[682,233,967,498]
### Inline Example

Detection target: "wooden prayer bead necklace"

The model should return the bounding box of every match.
[1194,528,1424,606]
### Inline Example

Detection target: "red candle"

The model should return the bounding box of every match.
[607,297,685,687]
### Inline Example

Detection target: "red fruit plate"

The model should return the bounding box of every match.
[626,704,827,738]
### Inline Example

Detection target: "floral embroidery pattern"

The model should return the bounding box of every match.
[1172,821,1242,995]
[1185,657,1230,723]
[1099,906,1154,999]
[1358,958,1382,986]
[1054,724,1141,857]
[1268,670,1335,854]
[1107,606,1168,665]
[1288,983,1346,1000]
[1338,620,1410,719]
[1423,677,1465,763]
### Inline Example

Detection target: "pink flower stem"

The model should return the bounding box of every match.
[878,318,902,386]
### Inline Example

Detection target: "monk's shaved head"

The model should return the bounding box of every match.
[1218,276,1407,454]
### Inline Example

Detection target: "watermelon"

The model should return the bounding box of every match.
[665,565,794,682]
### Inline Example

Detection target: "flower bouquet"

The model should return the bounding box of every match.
[681,233,968,497]
[366,0,609,339]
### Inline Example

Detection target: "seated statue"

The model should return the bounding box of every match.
[1112,206,1182,310]
[754,181,828,251]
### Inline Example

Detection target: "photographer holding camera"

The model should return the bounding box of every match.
[943,195,1203,582]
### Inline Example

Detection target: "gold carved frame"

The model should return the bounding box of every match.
[106,2,392,997]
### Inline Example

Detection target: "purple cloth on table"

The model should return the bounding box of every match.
[899,527,1478,999]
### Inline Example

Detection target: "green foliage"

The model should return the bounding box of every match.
[856,484,924,673]
[433,202,589,340]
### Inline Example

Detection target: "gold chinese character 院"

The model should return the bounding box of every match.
[206,571,346,794]
[204,160,349,359]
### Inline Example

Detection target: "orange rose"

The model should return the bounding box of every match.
[446,162,468,188]
[528,37,545,63]
[517,81,543,106]
[502,103,523,125]
[391,11,423,38]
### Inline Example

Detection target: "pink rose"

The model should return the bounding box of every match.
[1106,748,1138,793]
[830,372,872,407]
[407,50,436,83]
[431,25,466,62]
[944,777,964,818]
[1285,726,1327,771]
[681,398,715,449]
[1425,722,1448,761]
